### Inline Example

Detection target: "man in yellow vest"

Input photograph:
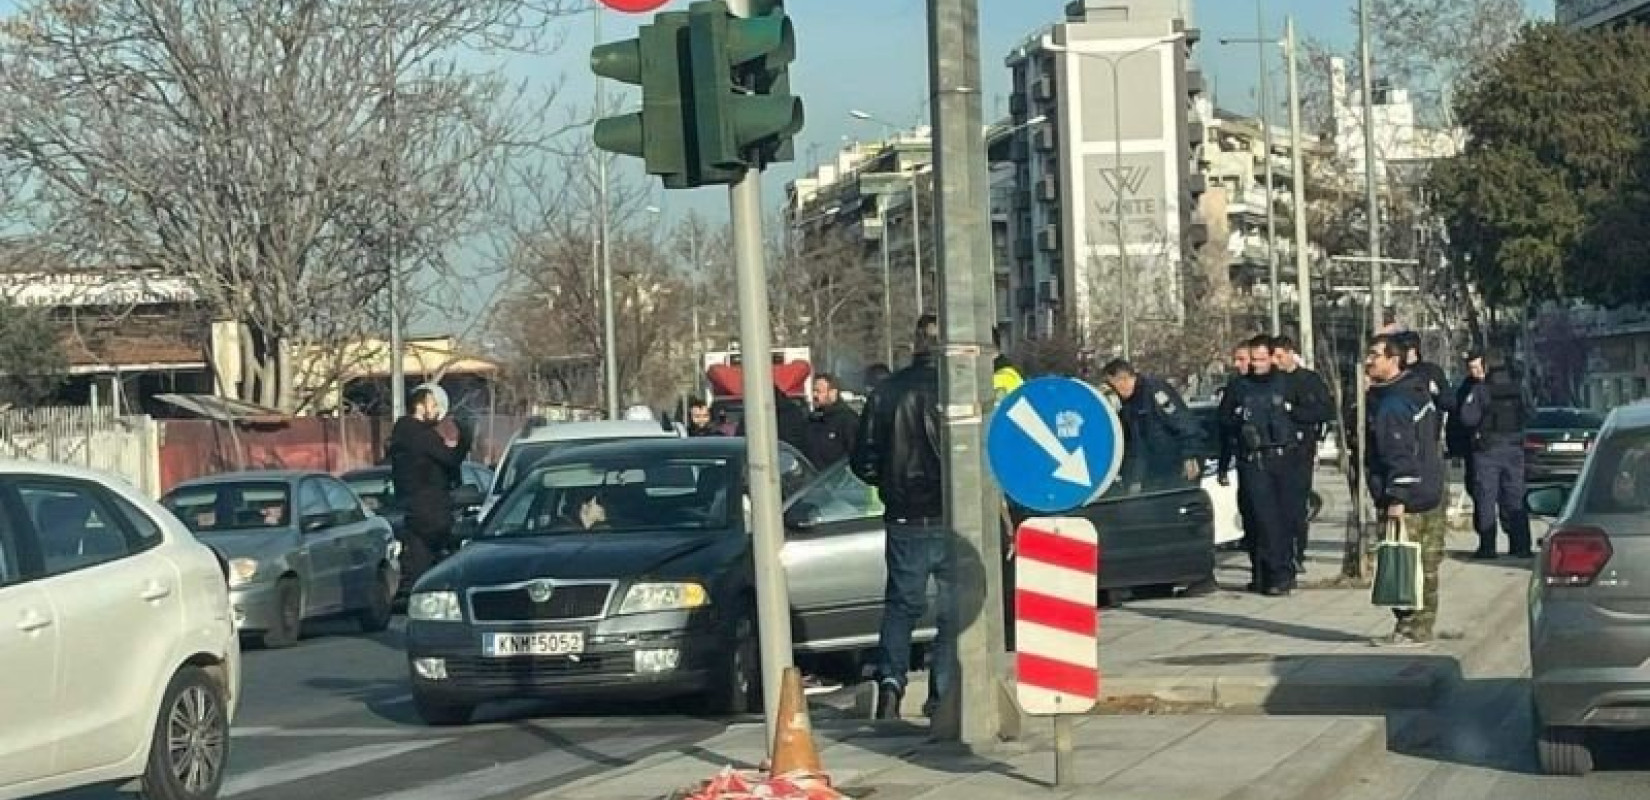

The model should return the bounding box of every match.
[993,353,1024,401]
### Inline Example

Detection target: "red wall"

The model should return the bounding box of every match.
[158,414,525,492]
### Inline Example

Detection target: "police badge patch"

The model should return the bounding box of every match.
[1155,390,1176,413]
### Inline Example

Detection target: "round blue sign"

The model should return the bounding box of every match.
[986,377,1124,514]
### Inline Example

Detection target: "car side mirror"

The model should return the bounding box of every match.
[1526,486,1568,517]
[784,502,823,530]
[301,513,331,534]
[451,484,485,509]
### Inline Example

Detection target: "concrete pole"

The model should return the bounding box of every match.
[928,0,1006,745]
[1356,0,1381,568]
[726,0,795,750]
[1286,16,1313,365]
[911,172,925,313]
[1113,64,1131,359]
[596,8,620,419]
[1258,1,1280,336]
[880,207,896,364]
[384,10,405,419]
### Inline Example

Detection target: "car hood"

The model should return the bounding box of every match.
[193,529,298,561]
[417,531,745,590]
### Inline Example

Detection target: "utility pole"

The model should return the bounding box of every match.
[1285,16,1312,365]
[1355,0,1381,574]
[596,8,620,419]
[1258,1,1280,336]
[726,0,796,744]
[911,172,925,313]
[928,0,1005,745]
[383,9,405,419]
[880,207,895,365]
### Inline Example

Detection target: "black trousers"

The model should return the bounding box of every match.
[401,513,453,588]
[1469,444,1532,555]
[1239,449,1306,591]
[1293,447,1317,563]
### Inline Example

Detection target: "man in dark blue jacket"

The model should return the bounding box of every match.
[1456,350,1533,559]
[1100,359,1202,492]
[1364,334,1447,646]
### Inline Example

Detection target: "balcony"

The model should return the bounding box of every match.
[1036,225,1060,252]
[1033,75,1055,102]
[1037,279,1060,304]
[1186,69,1207,97]
[1037,176,1059,202]
[1033,125,1057,152]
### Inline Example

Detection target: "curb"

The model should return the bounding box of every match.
[1221,718,1389,800]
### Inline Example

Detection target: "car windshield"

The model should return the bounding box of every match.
[1531,409,1605,429]
[484,456,733,538]
[343,472,397,513]
[163,482,292,533]
[496,437,636,497]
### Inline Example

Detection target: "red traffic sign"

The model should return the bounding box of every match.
[598,0,671,12]
[1014,517,1100,715]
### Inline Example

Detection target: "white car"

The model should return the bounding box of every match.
[0,461,240,800]
[479,418,686,521]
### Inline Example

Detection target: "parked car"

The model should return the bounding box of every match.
[0,460,240,800]
[1187,401,1246,548]
[481,418,684,521]
[161,471,400,649]
[1524,402,1650,776]
[1526,407,1607,485]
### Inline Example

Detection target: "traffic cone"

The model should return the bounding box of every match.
[769,667,824,777]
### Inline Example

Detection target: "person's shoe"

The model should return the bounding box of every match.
[1263,585,1292,597]
[1372,631,1428,648]
[1470,549,1499,560]
[1508,550,1535,559]
[875,681,902,720]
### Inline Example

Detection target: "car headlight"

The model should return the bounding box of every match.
[617,582,709,615]
[228,558,259,587]
[409,591,462,621]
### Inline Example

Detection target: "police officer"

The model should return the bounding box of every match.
[1228,336,1312,595]
[1457,350,1533,559]
[1365,333,1447,645]
[1217,339,1258,586]
[1100,359,1202,492]
[1273,335,1334,568]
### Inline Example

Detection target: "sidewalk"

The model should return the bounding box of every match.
[542,715,1385,800]
[892,478,1534,717]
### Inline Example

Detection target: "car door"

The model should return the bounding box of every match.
[296,477,345,613]
[781,464,933,651]
[320,477,379,612]
[14,477,179,775]
[0,482,60,787]
[1082,481,1214,591]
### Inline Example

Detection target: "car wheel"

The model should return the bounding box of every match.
[1536,725,1593,776]
[356,565,395,633]
[413,691,474,726]
[140,666,229,800]
[701,609,759,717]
[261,578,302,649]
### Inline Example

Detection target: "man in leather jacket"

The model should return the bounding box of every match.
[851,315,952,722]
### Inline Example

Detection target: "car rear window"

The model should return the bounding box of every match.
[1531,409,1605,429]
[343,472,398,513]
[163,483,292,532]
[1577,429,1650,514]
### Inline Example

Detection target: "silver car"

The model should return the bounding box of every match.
[162,471,402,649]
[1525,403,1650,776]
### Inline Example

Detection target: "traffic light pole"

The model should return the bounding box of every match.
[928,0,1005,745]
[725,0,796,750]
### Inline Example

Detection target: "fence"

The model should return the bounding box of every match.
[0,407,164,497]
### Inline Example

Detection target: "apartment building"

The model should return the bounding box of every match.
[1000,0,1204,346]
[1558,0,1650,27]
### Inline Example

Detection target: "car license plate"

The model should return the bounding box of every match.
[483,632,585,657]
[1550,442,1586,453]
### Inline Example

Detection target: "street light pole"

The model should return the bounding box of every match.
[1257,1,1281,336]
[1359,0,1383,323]
[382,8,405,419]
[1285,16,1313,365]
[596,7,620,419]
[879,207,895,364]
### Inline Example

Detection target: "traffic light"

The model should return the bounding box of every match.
[686,0,803,175]
[590,12,692,184]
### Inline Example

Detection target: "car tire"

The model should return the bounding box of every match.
[701,609,759,717]
[261,578,302,649]
[413,691,474,726]
[140,666,229,800]
[356,565,395,633]
[1536,725,1593,776]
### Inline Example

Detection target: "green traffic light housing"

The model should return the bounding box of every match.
[687,0,803,175]
[591,12,691,182]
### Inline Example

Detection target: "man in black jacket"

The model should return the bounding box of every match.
[1101,359,1202,492]
[852,315,952,722]
[1457,350,1533,559]
[388,385,474,586]
[1365,334,1447,645]
[738,386,809,453]
[1274,335,1334,567]
[805,373,858,467]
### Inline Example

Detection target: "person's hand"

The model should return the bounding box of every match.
[1217,472,1230,488]
[1387,503,1406,520]
[1184,460,1201,482]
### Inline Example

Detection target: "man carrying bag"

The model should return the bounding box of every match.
[1362,334,1446,646]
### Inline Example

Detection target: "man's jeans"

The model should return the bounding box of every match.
[875,522,957,715]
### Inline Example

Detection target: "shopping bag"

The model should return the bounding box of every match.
[1370,518,1424,611]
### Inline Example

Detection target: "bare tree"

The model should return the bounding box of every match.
[0,0,577,412]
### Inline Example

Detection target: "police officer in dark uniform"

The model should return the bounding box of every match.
[1100,359,1202,492]
[1273,335,1334,567]
[1230,336,1315,595]
[1217,339,1258,585]
[1457,350,1533,559]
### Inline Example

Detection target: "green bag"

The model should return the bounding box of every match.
[1371,519,1424,611]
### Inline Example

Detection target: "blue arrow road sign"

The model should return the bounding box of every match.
[987,377,1124,514]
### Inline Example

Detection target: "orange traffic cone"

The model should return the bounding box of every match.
[769,667,824,777]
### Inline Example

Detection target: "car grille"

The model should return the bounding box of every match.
[469,582,613,622]
[443,656,630,687]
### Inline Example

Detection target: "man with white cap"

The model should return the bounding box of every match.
[388,383,474,585]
